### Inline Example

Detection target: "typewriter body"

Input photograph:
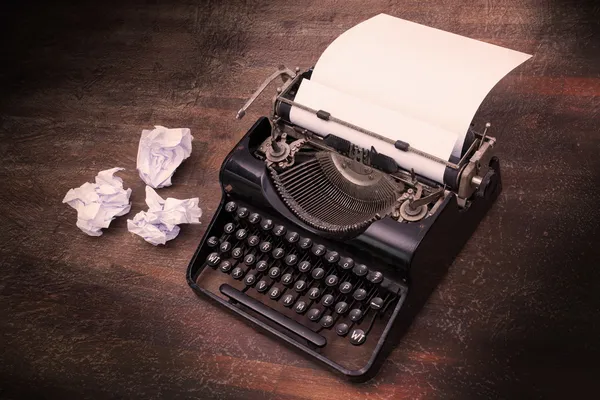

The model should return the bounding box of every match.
[187,67,501,381]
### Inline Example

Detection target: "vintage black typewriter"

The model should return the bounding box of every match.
[186,60,503,380]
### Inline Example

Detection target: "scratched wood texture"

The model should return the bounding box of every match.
[0,0,599,399]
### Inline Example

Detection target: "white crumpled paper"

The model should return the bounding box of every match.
[136,125,193,189]
[62,168,132,236]
[127,186,202,245]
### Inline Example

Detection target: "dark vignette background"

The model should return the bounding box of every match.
[0,0,598,399]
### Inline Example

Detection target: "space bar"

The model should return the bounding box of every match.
[219,284,327,348]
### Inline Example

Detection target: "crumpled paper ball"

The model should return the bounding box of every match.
[62,168,132,236]
[127,186,202,245]
[136,125,193,189]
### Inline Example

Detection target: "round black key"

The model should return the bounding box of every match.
[224,223,235,234]
[294,301,308,314]
[339,281,353,294]
[367,270,384,284]
[284,253,298,266]
[206,252,221,267]
[353,263,368,277]
[335,323,350,336]
[294,280,307,292]
[308,287,321,300]
[320,315,334,328]
[282,294,295,307]
[353,288,367,301]
[256,280,269,292]
[248,213,261,224]
[335,301,349,314]
[311,267,325,279]
[244,273,256,286]
[307,308,322,321]
[244,253,256,266]
[325,275,339,287]
[281,273,294,286]
[272,248,285,259]
[349,329,367,345]
[324,251,340,264]
[339,257,355,270]
[311,244,326,257]
[370,297,384,310]
[219,260,232,273]
[207,236,219,247]
[224,201,237,213]
[269,287,281,299]
[268,267,281,279]
[231,247,244,259]
[285,231,300,244]
[298,237,312,250]
[235,228,248,240]
[273,225,286,237]
[247,235,260,247]
[219,241,232,253]
[236,207,249,219]
[349,308,363,322]
[260,219,274,231]
[256,260,269,272]
[231,267,244,280]
[298,261,312,273]
[322,294,335,307]
[259,241,272,253]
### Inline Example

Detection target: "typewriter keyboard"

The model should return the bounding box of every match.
[194,200,405,366]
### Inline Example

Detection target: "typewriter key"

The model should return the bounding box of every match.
[219,241,232,253]
[282,294,295,307]
[335,323,350,336]
[353,288,367,301]
[231,267,244,280]
[294,280,307,292]
[256,260,269,272]
[219,260,232,273]
[284,254,298,266]
[273,225,286,237]
[244,253,256,266]
[320,315,334,328]
[272,248,285,259]
[369,297,384,310]
[349,329,367,345]
[247,235,260,247]
[256,280,269,293]
[335,301,349,314]
[308,287,321,299]
[325,275,339,287]
[349,308,363,322]
[268,267,281,279]
[311,267,325,279]
[298,261,312,273]
[307,308,321,321]
[235,228,248,240]
[207,252,221,267]
[207,236,219,247]
[224,201,237,213]
[324,251,340,264]
[269,287,282,300]
[248,213,261,224]
[244,274,256,286]
[260,219,273,231]
[322,294,335,307]
[232,247,244,259]
[367,270,384,284]
[294,301,307,314]
[285,231,299,243]
[298,237,312,250]
[236,207,249,219]
[352,263,368,277]
[281,273,294,286]
[339,281,353,294]
[259,241,272,253]
[312,244,326,257]
[224,223,235,234]
[339,257,354,270]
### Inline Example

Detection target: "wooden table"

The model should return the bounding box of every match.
[1,1,599,398]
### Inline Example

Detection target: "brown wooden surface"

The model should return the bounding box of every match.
[1,0,599,398]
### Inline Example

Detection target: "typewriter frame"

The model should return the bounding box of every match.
[187,116,502,381]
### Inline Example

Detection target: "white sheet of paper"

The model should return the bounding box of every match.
[136,125,193,189]
[127,186,202,245]
[299,13,531,162]
[62,168,132,236]
[290,79,457,182]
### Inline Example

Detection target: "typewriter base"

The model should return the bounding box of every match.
[187,118,502,382]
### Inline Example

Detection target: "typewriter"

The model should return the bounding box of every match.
[186,63,502,380]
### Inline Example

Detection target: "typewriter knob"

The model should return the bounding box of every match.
[476,169,499,200]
